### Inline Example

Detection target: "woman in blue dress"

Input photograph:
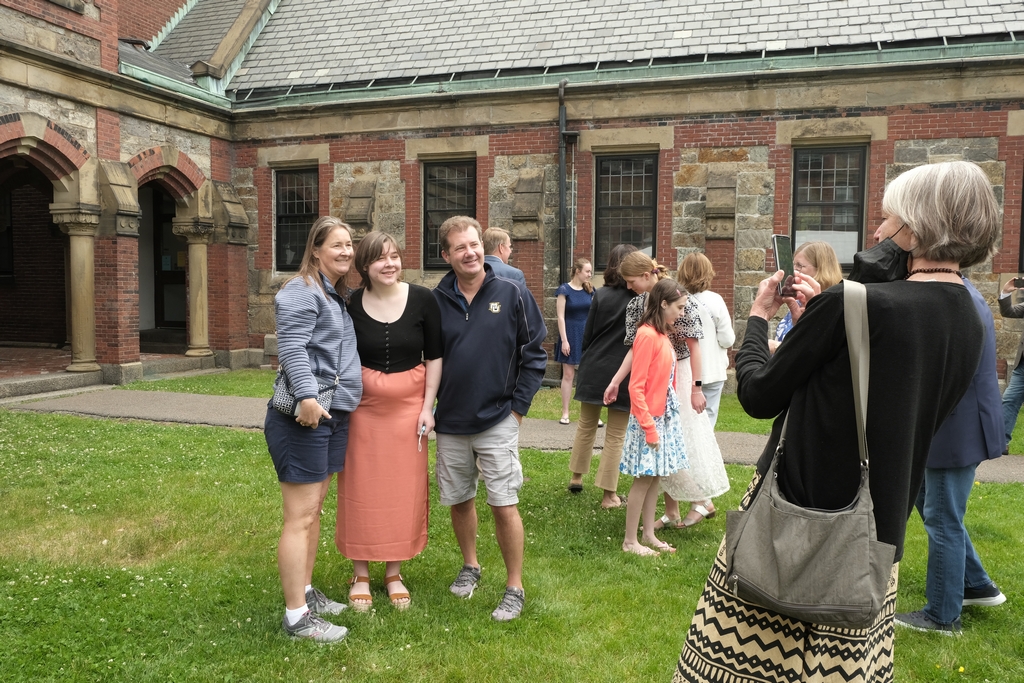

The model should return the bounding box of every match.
[555,257,594,424]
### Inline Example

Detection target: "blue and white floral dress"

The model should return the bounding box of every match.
[620,361,689,478]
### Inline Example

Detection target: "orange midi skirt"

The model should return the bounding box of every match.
[335,365,429,561]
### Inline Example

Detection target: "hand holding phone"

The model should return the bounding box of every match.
[1014,277,1024,289]
[771,234,797,298]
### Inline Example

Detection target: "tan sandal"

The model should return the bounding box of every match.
[384,574,411,610]
[348,575,372,612]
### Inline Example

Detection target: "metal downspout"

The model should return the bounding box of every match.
[558,79,569,285]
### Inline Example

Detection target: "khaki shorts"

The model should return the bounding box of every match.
[435,413,523,507]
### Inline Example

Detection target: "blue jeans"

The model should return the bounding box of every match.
[1002,362,1024,444]
[916,464,993,625]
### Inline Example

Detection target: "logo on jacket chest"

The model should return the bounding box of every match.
[488,302,501,313]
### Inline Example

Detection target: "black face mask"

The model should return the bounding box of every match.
[848,237,910,284]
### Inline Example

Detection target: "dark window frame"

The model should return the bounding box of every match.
[423,160,477,269]
[274,168,319,272]
[791,146,867,268]
[594,154,658,271]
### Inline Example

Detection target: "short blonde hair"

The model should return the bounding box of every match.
[794,241,843,290]
[882,161,1000,268]
[677,252,715,293]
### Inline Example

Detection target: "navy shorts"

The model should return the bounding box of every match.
[264,406,350,484]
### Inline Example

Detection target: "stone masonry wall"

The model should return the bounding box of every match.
[673,145,774,344]
[330,160,405,242]
[120,116,212,178]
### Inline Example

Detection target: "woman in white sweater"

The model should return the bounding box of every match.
[677,252,735,429]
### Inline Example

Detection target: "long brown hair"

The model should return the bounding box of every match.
[570,257,594,294]
[354,230,402,291]
[604,244,638,288]
[640,278,685,335]
[290,216,353,295]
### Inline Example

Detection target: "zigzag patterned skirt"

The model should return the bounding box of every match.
[672,472,899,683]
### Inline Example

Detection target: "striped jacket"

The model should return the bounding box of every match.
[274,273,362,411]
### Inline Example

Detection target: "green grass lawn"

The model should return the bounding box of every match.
[1,409,1022,682]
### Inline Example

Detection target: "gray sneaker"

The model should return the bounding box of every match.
[449,564,481,598]
[306,586,347,615]
[282,611,348,643]
[894,610,961,636]
[491,586,525,622]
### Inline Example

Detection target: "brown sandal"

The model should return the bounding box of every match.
[384,574,411,611]
[348,575,372,612]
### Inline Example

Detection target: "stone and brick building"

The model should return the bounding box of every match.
[3,0,1024,383]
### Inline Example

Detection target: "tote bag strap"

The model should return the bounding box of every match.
[843,280,870,467]
[776,281,870,465]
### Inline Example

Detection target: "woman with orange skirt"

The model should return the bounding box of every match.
[336,231,442,611]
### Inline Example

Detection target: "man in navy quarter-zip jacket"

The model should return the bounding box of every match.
[431,216,547,622]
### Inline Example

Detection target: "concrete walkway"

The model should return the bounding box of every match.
[7,385,1024,484]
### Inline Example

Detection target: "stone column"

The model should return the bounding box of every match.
[53,211,102,372]
[173,219,214,357]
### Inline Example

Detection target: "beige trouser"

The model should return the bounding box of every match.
[568,402,628,492]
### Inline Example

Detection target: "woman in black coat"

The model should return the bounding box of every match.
[566,244,637,508]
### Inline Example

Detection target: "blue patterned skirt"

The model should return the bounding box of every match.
[620,386,688,477]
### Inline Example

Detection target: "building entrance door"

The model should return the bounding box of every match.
[139,185,186,347]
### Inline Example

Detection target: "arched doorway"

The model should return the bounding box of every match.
[0,157,66,346]
[138,183,187,352]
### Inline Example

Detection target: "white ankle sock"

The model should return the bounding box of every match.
[304,584,313,594]
[285,606,309,626]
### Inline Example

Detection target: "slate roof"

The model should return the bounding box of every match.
[119,41,194,85]
[226,0,1024,91]
[153,0,249,67]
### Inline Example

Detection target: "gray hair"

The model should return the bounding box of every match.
[882,161,1000,268]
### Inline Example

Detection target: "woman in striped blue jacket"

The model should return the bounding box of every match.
[264,216,362,643]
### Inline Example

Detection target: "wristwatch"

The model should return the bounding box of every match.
[694,380,702,387]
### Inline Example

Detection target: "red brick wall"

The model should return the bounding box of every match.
[234,102,1024,354]
[94,235,139,364]
[574,152,594,266]
[401,159,421,266]
[117,0,189,42]
[3,0,120,71]
[998,135,1024,274]
[210,137,232,183]
[253,162,273,271]
[208,242,249,350]
[704,239,735,315]
[96,108,120,160]
[0,182,66,345]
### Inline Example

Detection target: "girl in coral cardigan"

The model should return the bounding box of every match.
[619,279,690,556]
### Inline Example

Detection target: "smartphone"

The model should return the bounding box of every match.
[771,234,797,298]
[1014,277,1024,288]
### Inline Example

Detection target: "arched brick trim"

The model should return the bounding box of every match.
[0,112,89,181]
[128,146,206,200]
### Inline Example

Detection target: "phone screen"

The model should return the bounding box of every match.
[772,235,796,297]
